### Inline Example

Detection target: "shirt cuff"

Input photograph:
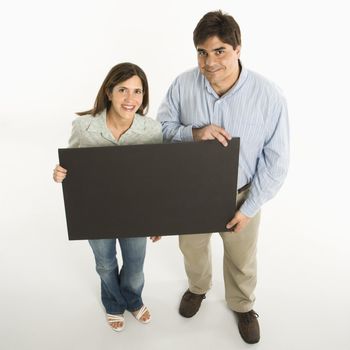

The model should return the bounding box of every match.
[239,198,260,218]
[180,125,194,142]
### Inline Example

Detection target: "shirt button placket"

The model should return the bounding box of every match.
[213,99,222,125]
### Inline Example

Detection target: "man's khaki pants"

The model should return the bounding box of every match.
[179,190,260,312]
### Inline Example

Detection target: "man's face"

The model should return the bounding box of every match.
[197,36,241,93]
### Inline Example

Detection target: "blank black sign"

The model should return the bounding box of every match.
[58,139,239,240]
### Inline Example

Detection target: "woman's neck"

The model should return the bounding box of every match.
[106,109,134,140]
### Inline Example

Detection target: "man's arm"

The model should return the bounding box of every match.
[240,95,290,218]
[157,78,194,143]
[227,95,289,232]
[157,78,231,146]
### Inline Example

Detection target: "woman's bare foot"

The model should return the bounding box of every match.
[132,305,151,323]
[107,314,125,331]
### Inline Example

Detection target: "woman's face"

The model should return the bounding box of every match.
[108,75,144,120]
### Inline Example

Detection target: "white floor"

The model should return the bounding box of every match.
[1,121,349,350]
[1,1,350,349]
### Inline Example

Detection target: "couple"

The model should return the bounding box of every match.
[53,10,289,344]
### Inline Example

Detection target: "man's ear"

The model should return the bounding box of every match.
[235,45,241,58]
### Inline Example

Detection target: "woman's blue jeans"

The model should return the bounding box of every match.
[88,237,146,315]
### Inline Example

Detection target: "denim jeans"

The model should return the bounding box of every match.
[88,237,146,315]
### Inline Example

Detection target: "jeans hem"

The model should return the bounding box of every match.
[127,302,144,313]
[106,310,126,315]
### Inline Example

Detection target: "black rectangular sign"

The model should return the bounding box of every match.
[59,139,239,240]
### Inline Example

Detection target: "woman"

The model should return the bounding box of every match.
[53,62,162,332]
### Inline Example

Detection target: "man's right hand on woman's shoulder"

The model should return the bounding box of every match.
[53,164,67,183]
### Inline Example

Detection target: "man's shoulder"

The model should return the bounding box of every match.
[174,67,201,84]
[246,68,285,99]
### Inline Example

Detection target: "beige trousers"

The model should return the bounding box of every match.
[179,190,261,312]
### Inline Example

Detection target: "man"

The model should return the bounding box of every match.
[157,10,289,344]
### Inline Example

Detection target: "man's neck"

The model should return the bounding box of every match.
[212,62,242,97]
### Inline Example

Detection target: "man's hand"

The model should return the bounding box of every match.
[149,236,162,242]
[192,124,231,147]
[226,211,251,233]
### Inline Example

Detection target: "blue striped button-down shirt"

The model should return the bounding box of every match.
[157,64,289,217]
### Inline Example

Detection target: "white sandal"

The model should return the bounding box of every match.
[132,305,151,324]
[107,313,125,332]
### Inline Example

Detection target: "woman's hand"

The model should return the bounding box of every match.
[149,236,162,243]
[53,164,67,183]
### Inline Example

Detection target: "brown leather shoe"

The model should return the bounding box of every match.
[235,310,260,344]
[179,289,206,318]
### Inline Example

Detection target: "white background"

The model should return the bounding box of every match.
[0,1,349,349]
